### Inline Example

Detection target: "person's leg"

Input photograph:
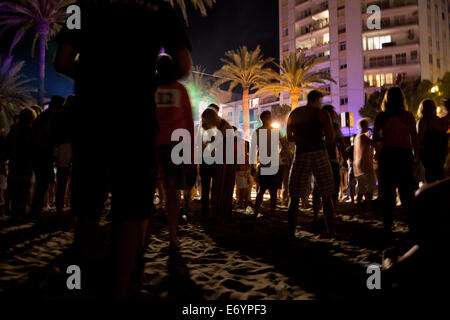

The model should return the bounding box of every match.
[288,197,300,237]
[200,165,212,218]
[30,168,49,217]
[379,152,396,232]
[166,187,180,246]
[331,161,340,207]
[158,180,166,209]
[242,187,249,208]
[356,175,364,204]
[311,150,337,236]
[237,188,244,208]
[282,166,290,206]
[253,187,266,217]
[56,167,70,215]
[269,188,277,215]
[347,168,356,203]
[397,153,416,232]
[183,187,192,212]
[312,185,321,223]
[322,195,335,236]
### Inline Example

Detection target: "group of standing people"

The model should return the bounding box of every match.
[0,0,448,300]
[1,95,73,220]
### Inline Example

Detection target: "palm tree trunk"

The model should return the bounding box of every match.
[290,93,300,109]
[38,34,46,106]
[242,86,250,139]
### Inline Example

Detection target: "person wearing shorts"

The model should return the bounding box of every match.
[253,111,282,218]
[354,118,376,206]
[54,1,192,298]
[155,54,194,249]
[287,90,336,237]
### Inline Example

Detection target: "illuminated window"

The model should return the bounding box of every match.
[250,98,259,108]
[385,73,393,85]
[366,35,392,50]
[323,33,329,44]
[368,74,374,86]
[376,74,382,87]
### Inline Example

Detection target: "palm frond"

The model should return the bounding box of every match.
[256,51,336,102]
[167,0,215,24]
[213,45,273,92]
[0,55,36,120]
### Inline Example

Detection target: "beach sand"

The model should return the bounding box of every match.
[0,197,414,300]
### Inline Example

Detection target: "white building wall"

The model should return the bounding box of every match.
[345,0,364,131]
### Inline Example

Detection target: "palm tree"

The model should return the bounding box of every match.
[183,65,213,119]
[167,0,216,24]
[256,51,336,109]
[0,55,36,130]
[0,0,75,105]
[213,45,273,138]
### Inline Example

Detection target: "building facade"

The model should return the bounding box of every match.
[280,0,450,131]
[220,94,281,133]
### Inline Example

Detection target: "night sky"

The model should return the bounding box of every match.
[0,0,279,100]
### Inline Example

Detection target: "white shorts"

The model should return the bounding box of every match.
[356,172,376,195]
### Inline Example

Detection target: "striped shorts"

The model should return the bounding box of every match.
[289,150,336,198]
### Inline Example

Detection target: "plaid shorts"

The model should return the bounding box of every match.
[289,150,336,198]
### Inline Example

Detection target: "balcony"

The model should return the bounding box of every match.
[363,39,419,53]
[312,3,329,20]
[362,0,418,13]
[362,17,419,32]
[364,59,419,69]
[296,10,312,21]
[296,40,329,52]
[295,0,308,6]
[296,19,329,38]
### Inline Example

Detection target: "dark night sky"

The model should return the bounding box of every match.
[0,0,279,99]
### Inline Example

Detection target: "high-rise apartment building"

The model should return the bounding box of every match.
[279,0,450,129]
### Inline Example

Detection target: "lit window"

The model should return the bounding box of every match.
[323,33,329,44]
[385,73,393,85]
[366,35,392,50]
[250,98,259,108]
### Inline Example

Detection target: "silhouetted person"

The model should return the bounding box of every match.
[5,108,37,217]
[253,111,281,218]
[155,54,194,249]
[30,95,64,217]
[312,105,347,219]
[201,108,236,223]
[374,87,419,234]
[51,95,75,218]
[345,134,357,203]
[353,118,376,206]
[199,104,219,219]
[382,178,450,298]
[287,90,336,238]
[54,0,192,298]
[416,99,449,183]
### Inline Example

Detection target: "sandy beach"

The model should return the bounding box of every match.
[0,196,414,300]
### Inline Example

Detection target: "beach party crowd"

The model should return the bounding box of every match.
[0,0,449,300]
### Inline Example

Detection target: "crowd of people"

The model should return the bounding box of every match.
[0,0,449,300]
[1,95,73,221]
